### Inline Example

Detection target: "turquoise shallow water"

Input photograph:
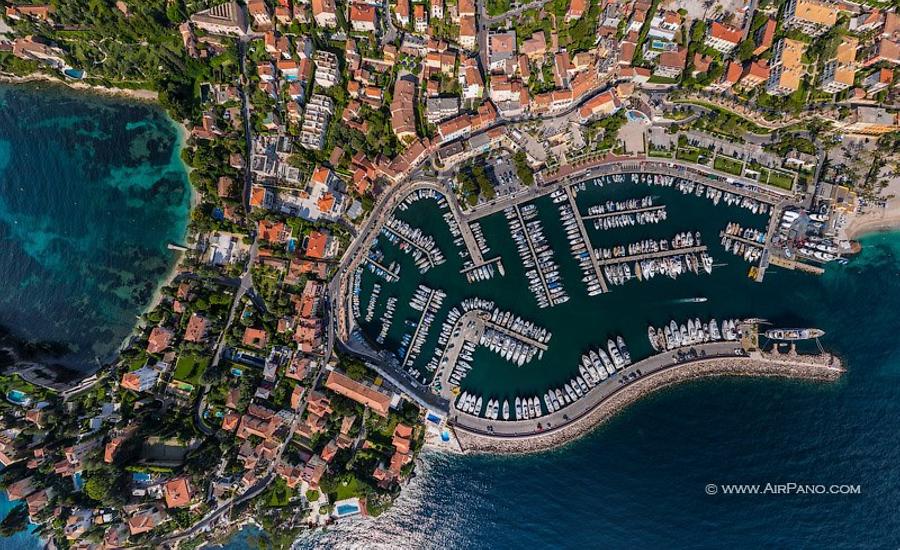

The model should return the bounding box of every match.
[0,83,191,372]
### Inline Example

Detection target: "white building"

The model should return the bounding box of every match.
[300,95,335,150]
[314,50,340,88]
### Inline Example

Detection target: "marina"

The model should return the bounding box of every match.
[343,163,843,445]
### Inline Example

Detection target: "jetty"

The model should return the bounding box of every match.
[482,314,549,352]
[596,245,708,266]
[565,186,609,293]
[583,204,666,221]
[401,288,438,367]
[365,257,400,282]
[512,204,555,304]
[383,225,443,269]
[767,255,826,275]
[459,256,503,276]
[718,231,764,249]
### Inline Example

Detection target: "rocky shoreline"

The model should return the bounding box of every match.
[452,354,845,455]
[0,72,159,101]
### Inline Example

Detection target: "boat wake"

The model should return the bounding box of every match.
[672,297,708,304]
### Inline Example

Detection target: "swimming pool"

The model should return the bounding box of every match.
[336,503,360,516]
[6,390,32,407]
[333,498,364,518]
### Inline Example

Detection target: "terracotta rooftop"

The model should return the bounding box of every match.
[325,370,392,416]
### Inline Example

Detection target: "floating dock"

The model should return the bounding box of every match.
[564,186,609,293]
[401,288,438,367]
[596,245,708,266]
[583,204,666,221]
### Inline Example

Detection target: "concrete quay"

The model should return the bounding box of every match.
[451,348,844,454]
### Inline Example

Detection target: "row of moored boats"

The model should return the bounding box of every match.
[722,222,764,263]
[454,337,632,421]
[648,318,742,351]
[555,199,604,296]
[599,233,713,285]
[382,216,446,273]
[505,204,569,308]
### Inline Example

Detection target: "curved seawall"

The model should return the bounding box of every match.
[453,351,844,454]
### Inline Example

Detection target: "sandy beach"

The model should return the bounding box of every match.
[452,353,844,455]
[844,176,900,240]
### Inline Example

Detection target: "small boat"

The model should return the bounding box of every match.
[502,400,510,420]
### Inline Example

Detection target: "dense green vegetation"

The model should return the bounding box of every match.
[457,161,496,206]
[513,150,534,186]
[4,0,224,120]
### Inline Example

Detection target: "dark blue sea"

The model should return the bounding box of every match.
[3,82,900,548]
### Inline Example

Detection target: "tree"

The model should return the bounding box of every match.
[84,467,117,504]
[345,361,368,381]
[737,39,756,62]
[0,504,29,537]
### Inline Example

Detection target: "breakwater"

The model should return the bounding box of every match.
[453,350,844,454]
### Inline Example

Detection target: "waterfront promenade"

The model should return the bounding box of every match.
[450,347,844,454]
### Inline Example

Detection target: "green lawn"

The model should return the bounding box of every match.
[264,477,293,507]
[714,156,744,177]
[334,476,366,501]
[675,147,702,163]
[648,148,674,158]
[173,354,209,386]
[767,171,795,190]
